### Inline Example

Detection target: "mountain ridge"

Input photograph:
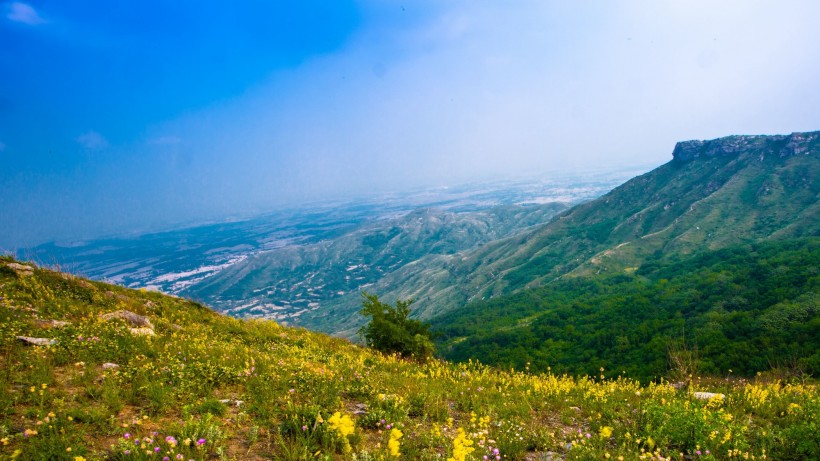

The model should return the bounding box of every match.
[298,131,819,335]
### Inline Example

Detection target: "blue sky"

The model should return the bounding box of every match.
[2,0,820,248]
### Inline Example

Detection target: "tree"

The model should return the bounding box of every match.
[358,292,436,360]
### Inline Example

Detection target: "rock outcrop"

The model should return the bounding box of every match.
[672,131,818,163]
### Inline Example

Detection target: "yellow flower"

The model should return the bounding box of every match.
[599,426,613,439]
[388,428,403,457]
[447,428,475,461]
[328,412,355,438]
[74,457,86,461]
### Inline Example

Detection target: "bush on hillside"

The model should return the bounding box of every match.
[359,292,436,360]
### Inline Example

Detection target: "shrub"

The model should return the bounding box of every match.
[358,292,436,360]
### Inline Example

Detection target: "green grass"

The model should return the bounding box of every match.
[0,255,817,460]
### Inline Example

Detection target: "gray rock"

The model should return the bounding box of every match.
[100,310,154,329]
[219,399,244,407]
[36,320,71,329]
[17,336,57,346]
[102,362,120,370]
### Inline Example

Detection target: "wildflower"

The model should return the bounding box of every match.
[388,428,403,457]
[328,412,355,441]
[197,438,206,446]
[74,457,87,461]
[23,429,38,437]
[447,428,475,461]
[599,426,613,439]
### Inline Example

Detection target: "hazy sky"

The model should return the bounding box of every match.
[2,0,820,248]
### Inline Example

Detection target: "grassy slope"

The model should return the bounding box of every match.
[1,256,818,460]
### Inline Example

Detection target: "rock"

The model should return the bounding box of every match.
[36,320,71,329]
[104,291,130,301]
[16,336,57,346]
[102,363,120,370]
[129,327,155,336]
[77,279,95,290]
[693,392,725,401]
[569,406,581,412]
[353,403,368,415]
[6,263,34,277]
[100,310,154,329]
[672,131,818,163]
[219,399,244,407]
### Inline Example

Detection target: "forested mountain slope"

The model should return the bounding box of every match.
[433,238,820,381]
[302,132,819,336]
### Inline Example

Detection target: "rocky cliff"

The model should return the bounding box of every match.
[672,131,819,163]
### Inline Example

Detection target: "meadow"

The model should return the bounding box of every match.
[1,256,817,460]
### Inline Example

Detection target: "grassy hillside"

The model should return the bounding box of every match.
[305,132,819,335]
[433,238,820,381]
[1,257,818,460]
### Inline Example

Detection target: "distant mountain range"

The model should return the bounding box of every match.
[23,171,631,324]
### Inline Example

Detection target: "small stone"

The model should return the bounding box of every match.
[219,399,244,407]
[102,363,120,370]
[17,336,57,346]
[693,392,725,400]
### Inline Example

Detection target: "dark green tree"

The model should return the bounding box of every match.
[358,292,436,360]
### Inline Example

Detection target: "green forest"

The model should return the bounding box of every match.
[433,238,820,382]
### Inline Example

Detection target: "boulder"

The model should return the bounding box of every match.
[36,320,71,329]
[100,310,154,329]
[17,336,57,346]
[6,263,34,277]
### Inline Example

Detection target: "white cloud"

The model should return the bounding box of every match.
[6,2,45,25]
[76,131,109,150]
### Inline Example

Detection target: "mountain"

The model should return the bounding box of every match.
[1,257,817,460]
[301,131,819,336]
[183,203,569,323]
[22,171,631,328]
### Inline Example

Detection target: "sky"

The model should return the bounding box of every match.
[2,0,820,249]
